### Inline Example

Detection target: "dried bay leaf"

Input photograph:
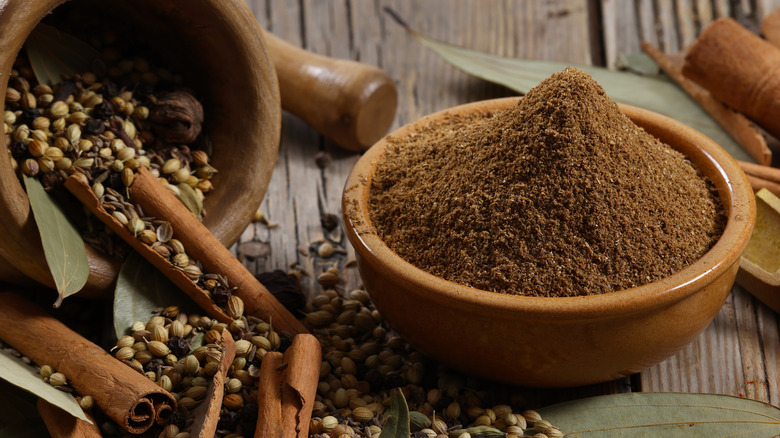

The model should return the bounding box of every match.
[113,252,192,338]
[537,392,780,437]
[25,23,101,86]
[0,351,89,424]
[379,388,410,438]
[177,183,203,221]
[23,175,89,308]
[390,13,752,162]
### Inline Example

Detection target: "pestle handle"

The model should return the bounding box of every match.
[262,30,398,151]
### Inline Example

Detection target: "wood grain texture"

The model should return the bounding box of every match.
[236,0,779,408]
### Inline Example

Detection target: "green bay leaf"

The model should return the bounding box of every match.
[177,183,203,221]
[406,28,752,162]
[25,23,101,86]
[379,388,411,438]
[23,175,89,307]
[114,252,193,338]
[537,392,780,437]
[0,350,89,425]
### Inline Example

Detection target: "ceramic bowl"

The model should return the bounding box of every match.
[0,0,280,295]
[342,97,756,387]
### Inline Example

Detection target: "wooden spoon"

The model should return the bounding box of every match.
[262,30,398,151]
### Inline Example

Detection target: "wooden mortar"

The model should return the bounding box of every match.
[0,0,281,295]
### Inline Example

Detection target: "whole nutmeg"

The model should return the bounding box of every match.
[148,91,204,144]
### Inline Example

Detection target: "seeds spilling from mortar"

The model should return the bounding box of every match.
[3,49,217,257]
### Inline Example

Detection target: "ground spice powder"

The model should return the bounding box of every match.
[368,67,726,297]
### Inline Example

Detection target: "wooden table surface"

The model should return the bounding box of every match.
[237,0,780,408]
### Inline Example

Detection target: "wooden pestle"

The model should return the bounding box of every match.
[65,168,307,336]
[262,30,398,151]
[641,41,771,165]
[682,18,780,141]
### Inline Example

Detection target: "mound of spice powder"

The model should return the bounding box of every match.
[368,67,726,297]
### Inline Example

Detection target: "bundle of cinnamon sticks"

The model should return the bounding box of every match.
[0,291,175,434]
[642,12,780,193]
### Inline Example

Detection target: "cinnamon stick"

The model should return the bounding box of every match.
[682,18,780,141]
[762,9,780,48]
[255,351,284,438]
[255,334,321,437]
[64,173,232,323]
[64,168,307,336]
[738,160,780,184]
[187,329,236,438]
[38,399,102,438]
[641,41,771,165]
[0,292,175,434]
[746,175,780,199]
[281,334,322,437]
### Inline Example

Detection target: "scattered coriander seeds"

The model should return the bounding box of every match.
[80,395,94,411]
[39,364,54,379]
[49,372,68,386]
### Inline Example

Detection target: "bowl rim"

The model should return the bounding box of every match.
[343,97,756,320]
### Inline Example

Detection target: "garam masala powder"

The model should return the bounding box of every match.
[368,67,726,297]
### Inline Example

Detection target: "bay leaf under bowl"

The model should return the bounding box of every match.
[736,188,780,313]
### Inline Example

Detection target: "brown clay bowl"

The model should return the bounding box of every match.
[343,97,756,387]
[0,0,280,295]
